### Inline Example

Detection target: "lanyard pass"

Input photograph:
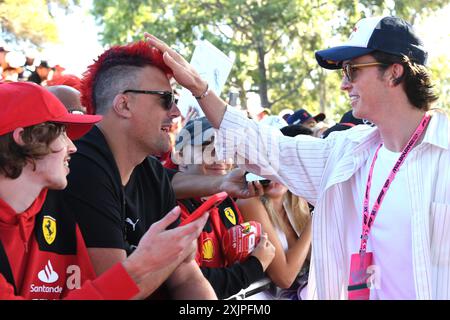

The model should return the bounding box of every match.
[348,112,431,300]
[348,252,373,300]
[359,113,431,253]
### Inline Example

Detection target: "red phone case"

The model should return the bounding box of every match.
[179,191,228,226]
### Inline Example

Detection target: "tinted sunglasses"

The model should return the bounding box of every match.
[342,62,387,82]
[122,89,175,110]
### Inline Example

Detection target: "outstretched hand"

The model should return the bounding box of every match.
[122,206,209,297]
[127,206,208,271]
[220,168,265,199]
[144,33,207,96]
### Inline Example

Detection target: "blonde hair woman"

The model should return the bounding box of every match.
[237,182,312,300]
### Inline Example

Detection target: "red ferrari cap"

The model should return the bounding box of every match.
[0,82,102,139]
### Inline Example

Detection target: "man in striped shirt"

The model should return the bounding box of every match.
[145,15,449,299]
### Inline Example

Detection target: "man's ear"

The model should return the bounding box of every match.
[389,63,405,86]
[112,93,132,119]
[12,128,25,146]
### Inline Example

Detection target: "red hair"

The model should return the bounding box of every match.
[80,40,173,115]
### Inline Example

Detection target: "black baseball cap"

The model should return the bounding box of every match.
[315,16,427,69]
[321,110,366,139]
[287,109,325,125]
[175,117,215,151]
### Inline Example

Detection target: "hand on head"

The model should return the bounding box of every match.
[144,33,208,97]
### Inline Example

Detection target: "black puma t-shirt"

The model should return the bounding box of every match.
[62,126,177,255]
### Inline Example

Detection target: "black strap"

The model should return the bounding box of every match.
[177,198,202,213]
[177,198,212,232]
[0,239,17,295]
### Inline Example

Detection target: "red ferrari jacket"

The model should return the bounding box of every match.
[178,195,244,268]
[0,189,139,300]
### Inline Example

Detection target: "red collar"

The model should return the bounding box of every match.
[0,189,48,225]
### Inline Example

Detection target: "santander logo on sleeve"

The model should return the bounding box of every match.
[28,259,83,298]
[38,260,59,283]
[29,260,63,296]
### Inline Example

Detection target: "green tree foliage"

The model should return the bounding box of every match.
[92,0,449,118]
[430,54,450,113]
[0,0,79,46]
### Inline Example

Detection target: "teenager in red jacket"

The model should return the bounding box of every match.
[0,82,208,299]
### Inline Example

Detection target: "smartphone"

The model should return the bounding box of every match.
[179,191,228,226]
[245,172,270,187]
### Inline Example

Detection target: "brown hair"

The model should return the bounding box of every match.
[371,51,439,110]
[0,122,65,179]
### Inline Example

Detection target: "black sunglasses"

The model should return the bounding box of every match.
[122,89,175,110]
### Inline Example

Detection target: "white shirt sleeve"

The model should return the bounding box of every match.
[215,106,334,205]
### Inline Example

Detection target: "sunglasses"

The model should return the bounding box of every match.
[122,89,175,110]
[342,62,387,82]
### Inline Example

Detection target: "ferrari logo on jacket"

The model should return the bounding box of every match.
[42,215,56,245]
[224,207,236,225]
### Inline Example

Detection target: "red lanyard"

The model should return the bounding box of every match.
[359,113,431,253]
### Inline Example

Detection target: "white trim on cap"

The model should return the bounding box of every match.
[344,16,386,48]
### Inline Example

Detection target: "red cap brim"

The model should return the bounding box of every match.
[52,113,102,140]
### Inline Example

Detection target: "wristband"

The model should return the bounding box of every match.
[194,83,210,100]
